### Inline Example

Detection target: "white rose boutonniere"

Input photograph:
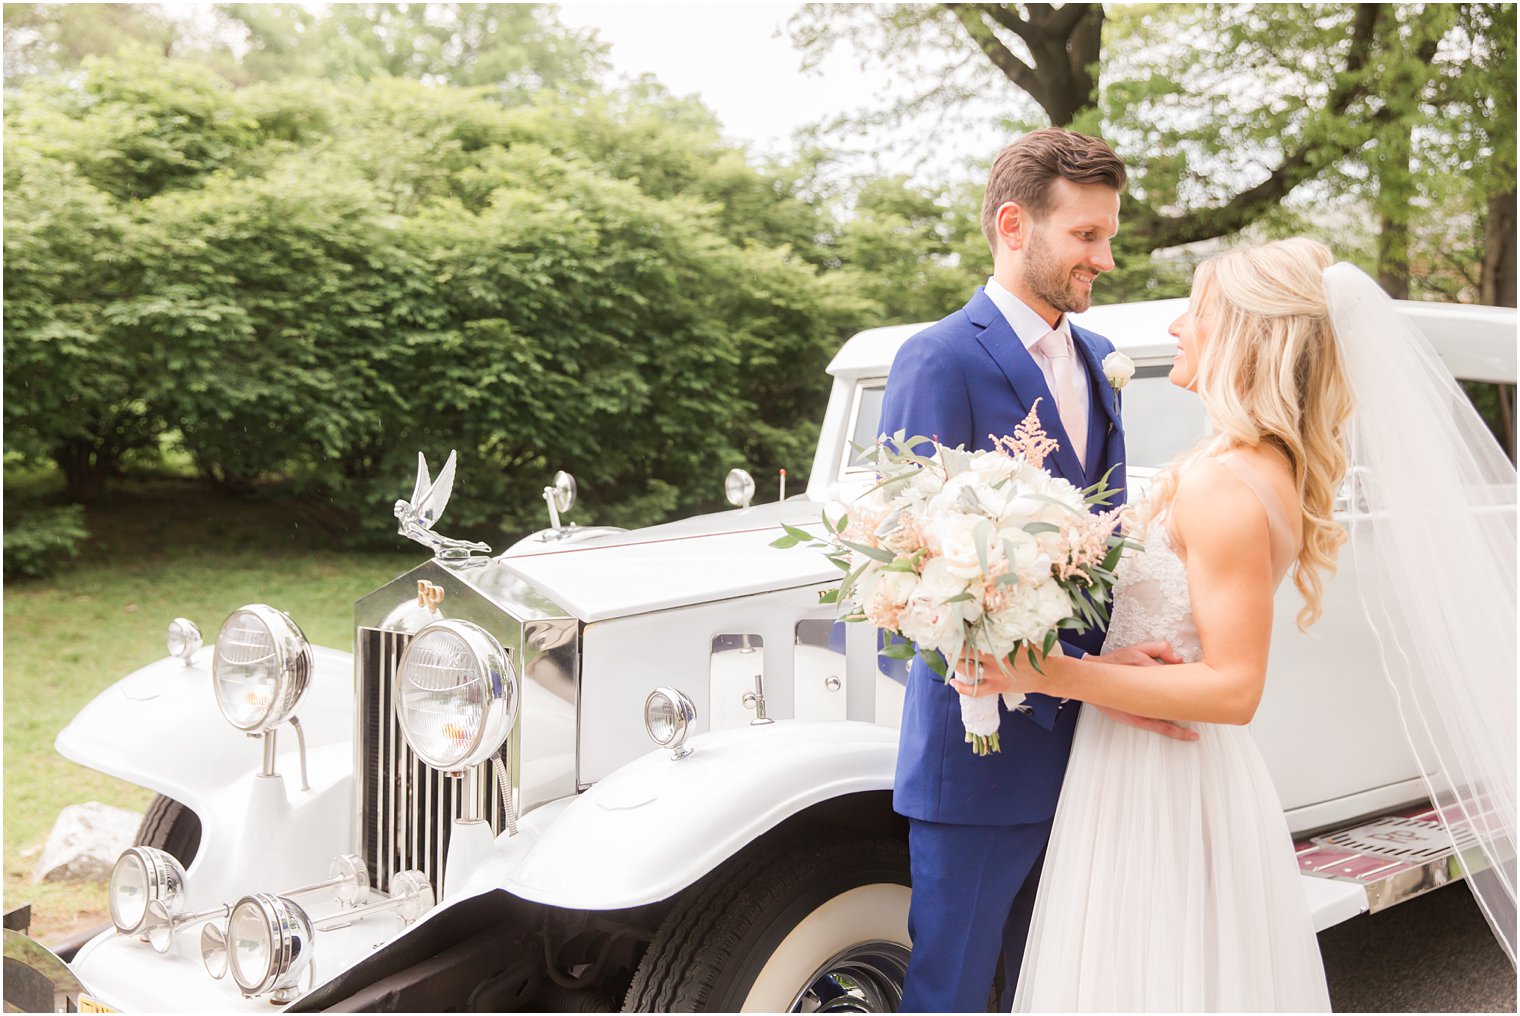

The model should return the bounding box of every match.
[1101,351,1134,414]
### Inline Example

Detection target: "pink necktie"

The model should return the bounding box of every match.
[1034,330,1087,469]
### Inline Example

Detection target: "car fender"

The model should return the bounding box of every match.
[54,646,356,867]
[453,720,899,911]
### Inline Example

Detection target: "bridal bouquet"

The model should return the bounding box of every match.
[774,405,1136,754]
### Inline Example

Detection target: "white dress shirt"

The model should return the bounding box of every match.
[983,276,1092,429]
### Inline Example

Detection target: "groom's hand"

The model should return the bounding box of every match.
[1089,642,1199,742]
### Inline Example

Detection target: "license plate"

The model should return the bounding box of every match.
[78,994,118,1013]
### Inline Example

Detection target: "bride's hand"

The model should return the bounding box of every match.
[946,645,1045,697]
[1086,642,1199,742]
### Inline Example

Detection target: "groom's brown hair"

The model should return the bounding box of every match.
[981,128,1128,252]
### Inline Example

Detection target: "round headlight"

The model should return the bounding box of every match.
[225,893,312,998]
[211,605,312,732]
[644,687,698,759]
[166,618,202,662]
[108,846,186,935]
[393,620,518,771]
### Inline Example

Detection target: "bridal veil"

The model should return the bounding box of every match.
[1325,263,1517,963]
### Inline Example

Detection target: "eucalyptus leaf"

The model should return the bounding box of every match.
[840,538,896,563]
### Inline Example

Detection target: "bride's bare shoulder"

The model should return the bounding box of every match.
[1168,456,1275,556]
[1225,442,1297,495]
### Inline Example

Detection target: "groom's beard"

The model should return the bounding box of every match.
[1023,226,1094,315]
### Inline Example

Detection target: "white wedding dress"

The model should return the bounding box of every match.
[1013,454,1332,1012]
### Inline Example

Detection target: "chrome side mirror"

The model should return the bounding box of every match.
[544,471,577,529]
[725,469,756,509]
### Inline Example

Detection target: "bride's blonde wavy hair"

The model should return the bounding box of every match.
[1137,237,1353,630]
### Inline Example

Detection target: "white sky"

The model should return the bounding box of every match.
[556,4,871,151]
[553,2,992,184]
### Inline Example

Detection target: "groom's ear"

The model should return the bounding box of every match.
[995,201,1027,253]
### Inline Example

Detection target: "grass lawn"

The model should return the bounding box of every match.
[4,474,416,941]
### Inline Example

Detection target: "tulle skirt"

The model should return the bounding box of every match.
[1012,707,1331,1012]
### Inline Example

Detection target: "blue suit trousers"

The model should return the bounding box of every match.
[899,817,1054,1013]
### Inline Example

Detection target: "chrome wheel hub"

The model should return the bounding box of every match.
[791,942,910,1013]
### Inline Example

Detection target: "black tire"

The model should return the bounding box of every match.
[623,836,911,1013]
[134,794,201,867]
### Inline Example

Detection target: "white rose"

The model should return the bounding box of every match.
[969,449,1017,488]
[937,513,986,581]
[875,569,917,607]
[1102,350,1135,390]
[928,471,1000,520]
[1003,468,1085,528]
[996,526,1053,580]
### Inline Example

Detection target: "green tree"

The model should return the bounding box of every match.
[218,3,608,99]
[4,55,867,533]
[3,145,151,500]
[790,4,1515,304]
[3,3,182,81]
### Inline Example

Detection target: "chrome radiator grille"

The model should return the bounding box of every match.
[357,627,513,894]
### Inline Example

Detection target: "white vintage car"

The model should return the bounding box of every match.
[33,296,1517,1013]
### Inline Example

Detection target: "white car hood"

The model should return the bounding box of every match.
[496,500,836,622]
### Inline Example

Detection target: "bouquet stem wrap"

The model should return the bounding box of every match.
[956,644,1061,755]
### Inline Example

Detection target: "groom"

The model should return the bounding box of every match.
[880,128,1191,1012]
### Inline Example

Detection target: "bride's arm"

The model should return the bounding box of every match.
[955,460,1279,725]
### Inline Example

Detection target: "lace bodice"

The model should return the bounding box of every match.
[1101,520,1202,662]
[1100,453,1301,664]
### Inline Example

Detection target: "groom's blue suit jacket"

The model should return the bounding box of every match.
[880,287,1127,827]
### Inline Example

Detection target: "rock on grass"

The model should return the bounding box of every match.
[33,803,143,883]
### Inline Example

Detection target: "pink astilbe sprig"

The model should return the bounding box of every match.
[992,399,1060,469]
[840,508,887,548]
[1054,506,1126,584]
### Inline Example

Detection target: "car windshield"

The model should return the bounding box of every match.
[846,366,1210,474]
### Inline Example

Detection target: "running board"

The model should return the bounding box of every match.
[1296,803,1467,932]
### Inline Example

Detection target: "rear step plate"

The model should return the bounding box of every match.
[1295,803,1468,914]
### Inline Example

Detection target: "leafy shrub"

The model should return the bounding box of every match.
[4,505,90,581]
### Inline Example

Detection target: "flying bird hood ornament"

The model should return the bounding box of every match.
[393,450,492,560]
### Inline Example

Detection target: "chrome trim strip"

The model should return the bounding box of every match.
[383,632,395,891]
[350,627,365,877]
[421,747,432,881]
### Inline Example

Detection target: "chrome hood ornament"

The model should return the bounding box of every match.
[393,451,492,560]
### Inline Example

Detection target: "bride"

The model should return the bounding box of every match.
[953,236,1517,1011]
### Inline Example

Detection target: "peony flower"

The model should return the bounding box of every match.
[863,569,917,631]
[898,558,968,655]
